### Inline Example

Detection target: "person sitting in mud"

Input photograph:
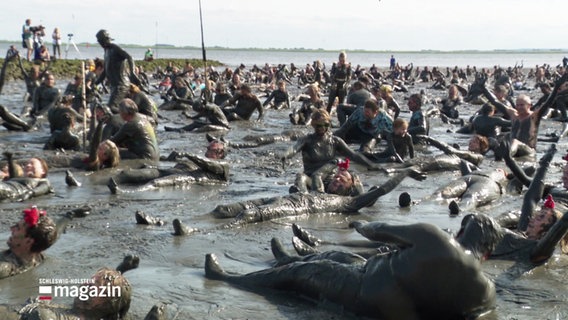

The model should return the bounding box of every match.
[438,84,463,124]
[164,98,230,133]
[363,118,414,163]
[107,139,229,194]
[210,81,233,107]
[18,256,139,320]
[472,104,512,139]
[109,98,159,161]
[289,83,324,125]
[159,76,193,110]
[128,84,158,126]
[0,206,57,279]
[262,80,291,110]
[407,93,429,144]
[30,72,61,119]
[291,158,365,196]
[334,99,393,153]
[221,84,263,121]
[206,167,425,228]
[203,218,496,320]
[0,152,52,202]
[44,96,84,151]
[374,84,400,119]
[336,80,372,126]
[94,104,124,141]
[281,109,381,178]
[478,73,568,157]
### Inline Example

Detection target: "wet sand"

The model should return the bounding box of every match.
[0,69,567,319]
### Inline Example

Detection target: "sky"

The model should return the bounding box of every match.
[3,0,567,51]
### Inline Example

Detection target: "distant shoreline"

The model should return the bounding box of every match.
[0,40,566,55]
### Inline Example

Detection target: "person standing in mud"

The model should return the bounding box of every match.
[326,51,351,112]
[95,29,141,113]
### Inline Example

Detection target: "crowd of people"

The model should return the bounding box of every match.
[2,22,568,318]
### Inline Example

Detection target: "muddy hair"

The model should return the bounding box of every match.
[26,215,57,253]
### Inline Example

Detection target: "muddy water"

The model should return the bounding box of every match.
[0,74,567,319]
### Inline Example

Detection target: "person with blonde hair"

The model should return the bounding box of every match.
[51,27,62,59]
[290,83,323,125]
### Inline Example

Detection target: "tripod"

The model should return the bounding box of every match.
[65,34,82,59]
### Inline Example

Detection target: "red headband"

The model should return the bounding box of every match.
[23,206,46,228]
[563,153,568,161]
[338,158,350,171]
[543,194,555,209]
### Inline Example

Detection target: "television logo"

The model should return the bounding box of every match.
[38,278,121,301]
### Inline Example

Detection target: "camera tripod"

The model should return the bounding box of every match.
[65,33,82,59]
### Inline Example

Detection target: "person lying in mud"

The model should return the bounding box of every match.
[0,152,52,202]
[417,134,485,166]
[291,158,365,196]
[0,205,91,279]
[207,168,425,227]
[107,140,229,194]
[281,109,381,177]
[164,99,230,133]
[17,255,140,320]
[206,130,308,149]
[204,219,496,320]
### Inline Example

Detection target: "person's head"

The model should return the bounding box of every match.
[205,140,226,159]
[393,118,408,136]
[494,85,509,101]
[306,84,319,98]
[455,213,503,261]
[96,140,120,168]
[128,84,141,96]
[43,73,55,87]
[352,81,364,92]
[239,84,251,96]
[96,29,112,47]
[25,19,31,26]
[25,157,48,178]
[479,103,495,116]
[399,192,411,207]
[118,98,139,122]
[379,84,393,99]
[73,267,132,319]
[525,195,561,240]
[338,51,347,65]
[310,109,332,135]
[8,206,57,257]
[363,99,380,120]
[515,94,532,115]
[327,158,354,195]
[407,93,422,112]
[468,134,490,154]
[448,84,460,99]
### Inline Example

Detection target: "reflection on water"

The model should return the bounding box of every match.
[0,62,567,318]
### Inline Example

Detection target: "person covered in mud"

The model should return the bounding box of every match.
[374,84,400,119]
[128,84,158,126]
[471,104,512,140]
[95,29,141,113]
[0,152,52,202]
[30,72,60,119]
[336,80,372,126]
[221,84,264,121]
[418,134,485,166]
[291,158,365,196]
[289,83,324,125]
[363,118,414,163]
[281,109,381,177]
[18,256,140,320]
[407,92,429,144]
[164,98,230,133]
[211,81,233,107]
[438,84,463,124]
[206,129,308,150]
[206,167,425,227]
[159,76,193,110]
[477,72,568,157]
[334,99,393,153]
[0,206,58,279]
[16,53,50,103]
[107,139,229,194]
[262,80,291,110]
[326,51,352,112]
[203,218,496,320]
[43,96,85,151]
[109,98,159,161]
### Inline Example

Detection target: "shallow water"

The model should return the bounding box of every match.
[0,66,568,319]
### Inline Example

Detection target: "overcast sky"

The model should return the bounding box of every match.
[4,0,567,51]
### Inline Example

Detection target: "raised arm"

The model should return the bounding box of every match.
[534,72,568,119]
